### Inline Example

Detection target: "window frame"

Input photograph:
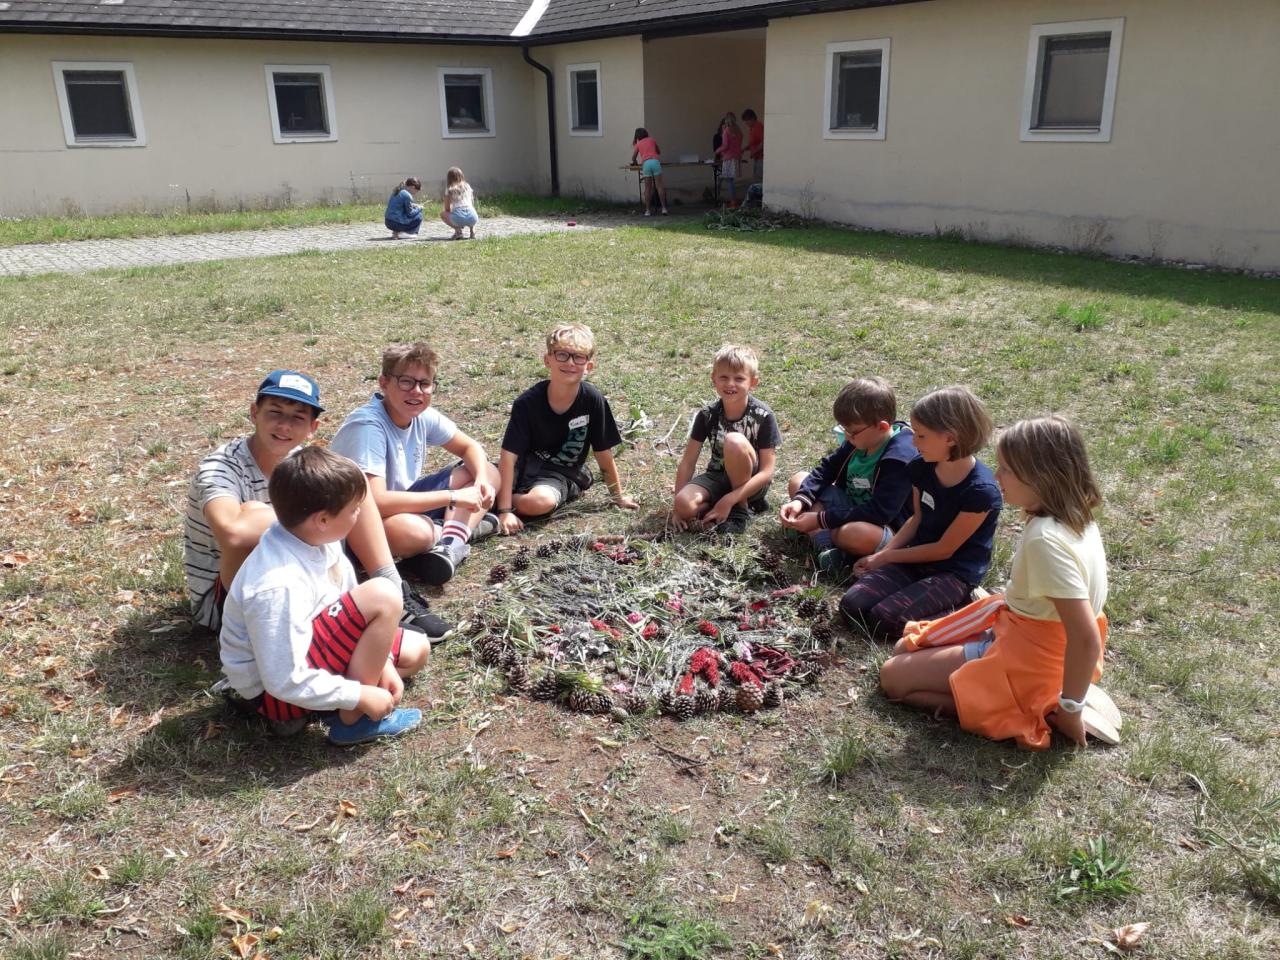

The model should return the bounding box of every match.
[822,38,890,141]
[51,60,147,148]
[1020,18,1124,143]
[264,64,338,144]
[437,66,496,139]
[566,62,603,137]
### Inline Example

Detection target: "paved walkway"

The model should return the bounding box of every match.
[0,214,610,277]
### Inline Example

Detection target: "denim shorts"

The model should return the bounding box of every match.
[814,486,891,549]
[963,629,996,662]
[448,206,479,228]
[641,158,662,178]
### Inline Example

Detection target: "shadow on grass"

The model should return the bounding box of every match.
[89,601,222,712]
[651,219,1280,316]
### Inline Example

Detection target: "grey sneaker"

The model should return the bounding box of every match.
[472,512,500,543]
[414,538,471,586]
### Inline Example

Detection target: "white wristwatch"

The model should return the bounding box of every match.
[1057,693,1086,714]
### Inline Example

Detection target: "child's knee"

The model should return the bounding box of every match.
[836,522,883,557]
[673,486,705,518]
[353,576,402,621]
[480,461,501,488]
[397,633,430,677]
[787,471,808,496]
[879,655,909,699]
[516,487,557,517]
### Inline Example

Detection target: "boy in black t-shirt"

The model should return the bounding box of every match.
[672,344,781,535]
[495,324,639,532]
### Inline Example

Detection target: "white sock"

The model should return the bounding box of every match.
[439,519,471,545]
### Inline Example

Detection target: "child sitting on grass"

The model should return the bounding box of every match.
[672,344,781,535]
[219,447,429,746]
[495,324,638,532]
[879,416,1114,749]
[779,376,918,571]
[840,386,1002,640]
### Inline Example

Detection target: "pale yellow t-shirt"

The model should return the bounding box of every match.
[1004,516,1107,622]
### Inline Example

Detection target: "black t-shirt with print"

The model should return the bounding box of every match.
[501,380,623,477]
[689,396,782,473]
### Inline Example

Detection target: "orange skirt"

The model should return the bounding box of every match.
[900,594,1107,750]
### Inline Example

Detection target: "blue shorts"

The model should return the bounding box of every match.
[408,461,463,519]
[641,158,662,178]
[448,206,479,228]
[813,486,892,550]
[963,630,995,662]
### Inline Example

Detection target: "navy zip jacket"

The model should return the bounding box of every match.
[792,422,918,531]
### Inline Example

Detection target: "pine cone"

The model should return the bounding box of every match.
[474,634,509,667]
[736,683,765,713]
[488,563,509,585]
[620,692,651,716]
[535,543,553,559]
[796,596,822,619]
[548,539,565,554]
[530,670,559,701]
[762,682,784,709]
[512,549,531,573]
[811,619,835,647]
[672,694,696,721]
[657,688,678,717]
[505,659,533,695]
[693,687,718,716]
[589,692,614,714]
[718,685,739,713]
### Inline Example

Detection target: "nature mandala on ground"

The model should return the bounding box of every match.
[463,535,839,720]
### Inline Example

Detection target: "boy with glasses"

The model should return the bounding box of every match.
[495,324,638,532]
[331,343,499,587]
[778,377,919,572]
[184,370,449,640]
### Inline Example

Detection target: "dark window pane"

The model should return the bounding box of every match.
[1035,33,1110,129]
[831,50,882,130]
[64,70,134,139]
[573,71,598,129]
[273,73,328,134]
[444,74,487,132]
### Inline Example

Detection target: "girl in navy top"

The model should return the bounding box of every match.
[384,176,424,239]
[840,386,1002,641]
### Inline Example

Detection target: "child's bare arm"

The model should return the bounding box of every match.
[495,449,523,533]
[672,438,703,494]
[365,474,454,517]
[594,449,638,510]
[204,497,275,552]
[1047,597,1102,746]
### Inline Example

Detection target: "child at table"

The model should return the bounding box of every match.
[631,127,669,216]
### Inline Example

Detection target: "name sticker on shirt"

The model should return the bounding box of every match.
[568,415,589,429]
[921,491,936,509]
[849,477,871,490]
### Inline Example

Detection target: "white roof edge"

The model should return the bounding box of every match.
[510,0,550,38]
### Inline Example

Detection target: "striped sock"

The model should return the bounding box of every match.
[439,519,471,545]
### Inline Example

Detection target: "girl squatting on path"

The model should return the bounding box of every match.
[879,416,1113,749]
[840,386,1003,642]
[441,167,480,240]
[385,177,424,238]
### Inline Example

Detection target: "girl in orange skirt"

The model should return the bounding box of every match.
[879,416,1112,749]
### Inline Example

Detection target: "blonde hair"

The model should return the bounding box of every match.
[712,343,759,379]
[911,386,993,460]
[721,112,741,138]
[997,416,1101,535]
[545,324,595,357]
[380,342,439,380]
[445,166,469,202]
[833,376,896,427]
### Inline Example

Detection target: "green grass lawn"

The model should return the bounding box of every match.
[0,220,1277,960]
[0,193,622,247]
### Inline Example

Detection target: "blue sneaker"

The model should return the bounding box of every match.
[325,707,422,747]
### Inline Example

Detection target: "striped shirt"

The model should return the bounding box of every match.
[183,436,276,630]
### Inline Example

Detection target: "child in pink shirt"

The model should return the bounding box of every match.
[716,112,744,208]
[630,127,668,216]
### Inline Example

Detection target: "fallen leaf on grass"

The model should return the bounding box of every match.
[86,865,109,882]
[392,878,414,895]
[853,879,870,896]
[337,799,359,818]
[200,720,225,741]
[494,840,523,859]
[498,918,525,933]
[263,927,283,942]
[802,900,832,926]
[717,885,739,904]
[1005,915,1033,928]
[108,788,136,803]
[213,903,251,924]
[1111,923,1150,951]
[229,932,259,958]
[389,907,410,922]
[9,884,23,917]
[924,824,945,835]
[291,816,323,833]
[0,551,30,568]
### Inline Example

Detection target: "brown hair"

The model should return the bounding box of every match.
[997,416,1101,534]
[833,376,896,427]
[393,176,422,195]
[269,447,367,529]
[546,324,595,357]
[712,343,759,379]
[911,386,993,460]
[380,342,440,380]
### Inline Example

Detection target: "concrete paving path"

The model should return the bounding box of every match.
[0,214,610,277]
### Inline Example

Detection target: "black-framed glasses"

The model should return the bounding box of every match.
[393,376,434,392]
[552,350,591,366]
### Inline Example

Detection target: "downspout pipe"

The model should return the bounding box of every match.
[522,46,559,197]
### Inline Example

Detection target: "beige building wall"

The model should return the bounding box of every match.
[527,35,645,202]
[764,0,1280,270]
[0,35,539,216]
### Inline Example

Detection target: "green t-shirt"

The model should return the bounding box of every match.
[843,425,901,504]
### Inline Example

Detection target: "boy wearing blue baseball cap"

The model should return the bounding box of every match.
[183,370,449,643]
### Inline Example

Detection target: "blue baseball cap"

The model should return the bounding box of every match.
[256,370,324,414]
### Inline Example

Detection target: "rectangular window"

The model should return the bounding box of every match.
[568,63,602,136]
[823,39,890,141]
[438,68,496,138]
[1021,19,1124,142]
[51,61,146,147]
[264,65,338,143]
